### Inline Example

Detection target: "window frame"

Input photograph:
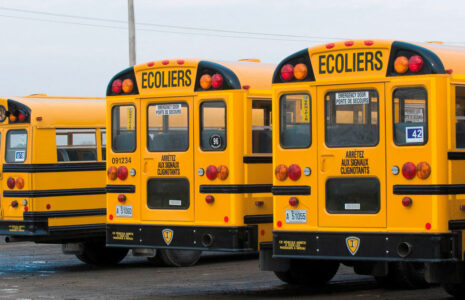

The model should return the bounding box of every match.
[111,104,137,153]
[56,128,98,163]
[199,100,227,152]
[279,93,312,149]
[5,129,28,163]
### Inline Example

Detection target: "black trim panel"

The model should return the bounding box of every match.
[4,188,106,198]
[24,208,106,220]
[49,223,105,232]
[273,48,315,83]
[243,156,272,164]
[244,214,273,224]
[393,184,465,195]
[3,162,106,173]
[272,185,311,195]
[448,152,465,160]
[273,231,459,262]
[106,185,136,193]
[449,220,465,230]
[199,184,272,194]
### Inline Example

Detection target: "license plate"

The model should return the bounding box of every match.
[285,209,307,223]
[116,205,133,217]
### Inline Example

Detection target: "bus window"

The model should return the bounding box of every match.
[200,101,226,151]
[252,99,272,153]
[112,105,136,152]
[280,94,311,148]
[147,178,189,210]
[56,129,97,162]
[456,86,465,148]
[147,102,188,152]
[6,129,27,163]
[325,90,379,147]
[393,87,427,146]
[101,129,106,161]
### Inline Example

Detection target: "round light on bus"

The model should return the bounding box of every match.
[402,162,416,179]
[198,168,205,176]
[303,167,311,176]
[391,165,400,175]
[217,165,229,180]
[112,79,123,94]
[288,164,302,181]
[130,168,136,176]
[205,195,214,204]
[18,111,27,122]
[6,177,15,189]
[394,56,409,74]
[289,197,299,207]
[118,194,126,203]
[408,55,424,73]
[294,63,308,80]
[402,197,413,207]
[416,161,431,179]
[122,79,134,93]
[15,177,24,189]
[211,74,223,89]
[275,164,288,181]
[117,166,128,180]
[280,64,294,81]
[9,114,17,122]
[206,165,218,180]
[11,200,18,208]
[200,74,212,90]
[107,166,117,180]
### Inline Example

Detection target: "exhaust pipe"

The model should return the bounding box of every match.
[201,234,214,247]
[397,242,413,258]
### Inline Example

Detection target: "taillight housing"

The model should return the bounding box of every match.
[117,166,128,180]
[6,177,15,189]
[107,166,117,180]
[288,164,301,181]
[402,162,416,179]
[112,79,123,94]
[206,165,218,180]
[416,161,431,179]
[275,164,288,181]
[211,74,223,89]
[217,165,229,180]
[280,64,294,81]
[15,177,24,189]
[408,55,424,72]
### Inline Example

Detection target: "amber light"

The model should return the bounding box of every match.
[402,162,416,179]
[112,79,122,94]
[275,164,288,181]
[288,164,301,181]
[6,177,15,189]
[394,56,409,74]
[15,177,24,189]
[117,166,128,180]
[122,79,134,93]
[200,74,212,90]
[415,161,431,179]
[107,166,117,180]
[206,165,218,180]
[293,63,308,80]
[280,64,294,81]
[217,165,229,180]
[9,114,17,122]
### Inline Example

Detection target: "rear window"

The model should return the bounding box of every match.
[147,178,189,210]
[280,94,311,148]
[200,101,226,151]
[325,90,379,147]
[112,105,136,153]
[326,178,380,214]
[147,102,189,152]
[6,130,27,163]
[56,129,97,162]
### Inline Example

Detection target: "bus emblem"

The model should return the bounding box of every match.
[345,236,360,255]
[162,229,174,245]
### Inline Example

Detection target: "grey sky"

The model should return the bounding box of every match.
[1,0,464,96]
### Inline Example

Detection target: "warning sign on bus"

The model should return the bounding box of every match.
[155,104,182,115]
[301,95,310,122]
[335,91,369,105]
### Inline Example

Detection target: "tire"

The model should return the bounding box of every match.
[158,249,202,267]
[375,262,429,289]
[146,250,166,266]
[75,240,129,265]
[274,259,339,286]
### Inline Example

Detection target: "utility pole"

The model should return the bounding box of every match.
[128,0,136,66]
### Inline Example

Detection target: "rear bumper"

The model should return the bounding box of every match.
[272,230,460,262]
[0,219,48,236]
[106,223,258,252]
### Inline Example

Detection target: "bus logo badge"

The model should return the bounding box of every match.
[345,236,360,255]
[162,229,174,245]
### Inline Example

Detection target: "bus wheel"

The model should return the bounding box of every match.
[159,249,202,267]
[274,259,339,286]
[375,262,429,289]
[76,241,129,265]
[146,250,166,266]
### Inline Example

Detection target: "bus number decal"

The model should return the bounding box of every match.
[340,150,370,175]
[157,155,180,175]
[112,157,132,164]
[405,126,424,143]
[141,70,192,89]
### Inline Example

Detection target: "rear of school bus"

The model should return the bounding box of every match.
[0,95,128,265]
[259,40,465,294]
[106,59,275,266]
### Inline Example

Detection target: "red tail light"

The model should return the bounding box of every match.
[11,200,18,208]
[15,177,24,189]
[408,55,423,72]
[289,197,299,207]
[211,74,223,89]
[402,162,416,179]
[112,79,123,94]
[402,197,412,207]
[288,164,302,181]
[6,177,15,189]
[205,195,214,204]
[107,166,117,180]
[18,111,27,122]
[117,166,128,180]
[280,64,294,81]
[206,165,218,180]
[118,194,126,203]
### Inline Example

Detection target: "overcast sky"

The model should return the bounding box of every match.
[1,0,464,96]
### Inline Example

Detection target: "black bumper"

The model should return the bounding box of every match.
[106,224,258,252]
[273,231,460,262]
[0,220,48,236]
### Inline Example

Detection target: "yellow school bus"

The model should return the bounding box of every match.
[0,95,128,264]
[106,59,274,266]
[259,40,465,296]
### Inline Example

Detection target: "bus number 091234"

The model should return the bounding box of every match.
[112,157,132,164]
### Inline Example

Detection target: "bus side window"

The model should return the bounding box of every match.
[56,129,97,162]
[393,87,428,146]
[6,130,27,163]
[101,129,106,161]
[252,99,272,154]
[455,86,465,148]
[200,101,226,151]
[112,105,136,153]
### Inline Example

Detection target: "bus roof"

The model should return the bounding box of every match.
[107,59,275,97]
[0,95,105,128]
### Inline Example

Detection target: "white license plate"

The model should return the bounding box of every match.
[285,209,307,223]
[116,205,133,217]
